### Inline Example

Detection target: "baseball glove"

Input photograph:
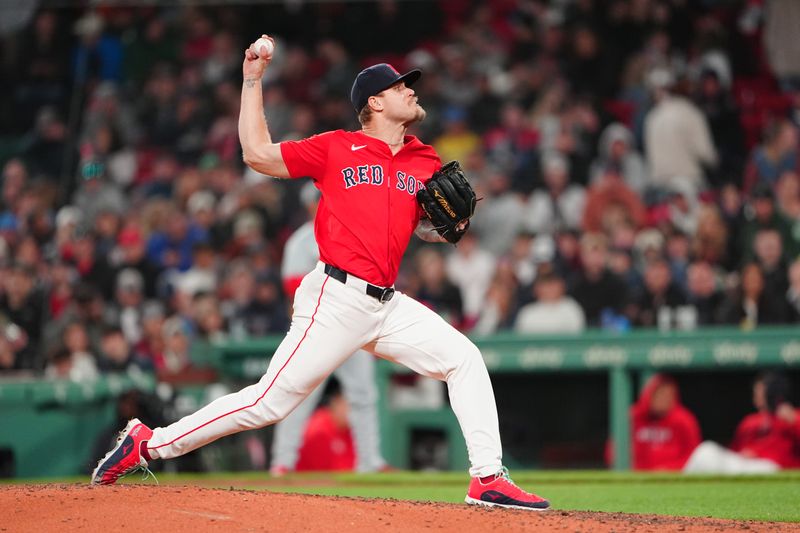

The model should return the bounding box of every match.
[416,160,477,244]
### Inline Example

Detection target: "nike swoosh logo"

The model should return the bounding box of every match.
[351,144,367,151]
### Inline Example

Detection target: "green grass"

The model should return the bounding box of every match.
[10,470,800,523]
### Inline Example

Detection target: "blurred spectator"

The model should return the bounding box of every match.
[472,268,518,336]
[589,123,648,196]
[631,258,688,329]
[739,183,799,263]
[445,232,495,326]
[753,229,791,317]
[123,15,179,87]
[470,172,525,257]
[221,261,288,338]
[11,10,68,134]
[112,268,145,345]
[62,228,116,298]
[582,165,646,234]
[660,183,700,238]
[193,294,227,343]
[565,25,619,99]
[43,282,109,360]
[44,345,99,383]
[72,11,123,84]
[97,326,151,373]
[241,272,289,337]
[692,204,731,269]
[112,224,160,298]
[316,39,359,100]
[92,209,121,259]
[157,316,193,377]
[718,262,789,327]
[133,300,166,365]
[775,170,800,223]
[693,68,745,187]
[483,103,539,192]
[46,261,76,321]
[71,161,128,225]
[743,119,800,195]
[21,107,77,189]
[787,258,800,321]
[0,263,44,369]
[0,319,29,372]
[146,210,207,272]
[629,374,701,471]
[81,82,142,153]
[522,152,585,236]
[45,321,100,382]
[644,67,718,197]
[514,270,585,334]
[569,233,628,327]
[433,107,481,164]
[665,231,691,293]
[685,261,725,326]
[764,0,800,91]
[414,247,464,327]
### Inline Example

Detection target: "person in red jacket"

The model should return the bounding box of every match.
[295,388,356,472]
[730,372,800,469]
[631,374,702,471]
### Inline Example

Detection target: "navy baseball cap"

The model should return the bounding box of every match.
[350,63,422,112]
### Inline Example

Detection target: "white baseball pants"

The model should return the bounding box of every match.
[270,349,386,472]
[146,262,503,477]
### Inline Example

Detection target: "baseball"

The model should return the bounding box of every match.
[253,37,274,58]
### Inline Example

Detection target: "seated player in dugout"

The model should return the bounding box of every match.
[630,374,701,471]
[606,373,702,471]
[91,35,550,511]
[684,372,800,473]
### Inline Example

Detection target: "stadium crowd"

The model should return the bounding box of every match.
[0,0,800,383]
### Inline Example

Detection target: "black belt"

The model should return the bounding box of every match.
[323,263,395,303]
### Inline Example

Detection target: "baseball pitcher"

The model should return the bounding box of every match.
[91,35,550,511]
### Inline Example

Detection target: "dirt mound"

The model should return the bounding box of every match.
[2,484,795,533]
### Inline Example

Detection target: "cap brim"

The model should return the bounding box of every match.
[398,69,421,87]
[382,69,421,93]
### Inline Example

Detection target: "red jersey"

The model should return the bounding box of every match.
[631,375,702,471]
[730,409,800,468]
[295,407,356,472]
[280,130,441,287]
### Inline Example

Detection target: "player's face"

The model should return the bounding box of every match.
[378,82,426,124]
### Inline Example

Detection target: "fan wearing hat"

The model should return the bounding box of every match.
[91,35,550,511]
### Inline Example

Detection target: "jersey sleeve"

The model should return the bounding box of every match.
[280,131,335,181]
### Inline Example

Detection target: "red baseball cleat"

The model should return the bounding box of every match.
[91,418,154,485]
[465,468,550,511]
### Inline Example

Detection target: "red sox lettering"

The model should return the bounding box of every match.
[341,165,423,196]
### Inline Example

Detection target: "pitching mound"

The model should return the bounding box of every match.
[2,484,796,532]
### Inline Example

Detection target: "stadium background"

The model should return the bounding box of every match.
[0,0,799,477]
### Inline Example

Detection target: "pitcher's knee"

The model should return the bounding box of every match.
[447,341,484,375]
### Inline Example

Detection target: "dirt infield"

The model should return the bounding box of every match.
[2,484,797,533]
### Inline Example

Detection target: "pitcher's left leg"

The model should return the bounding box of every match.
[370,293,549,511]
[369,293,501,478]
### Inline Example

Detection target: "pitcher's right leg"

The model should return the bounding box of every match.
[146,271,368,461]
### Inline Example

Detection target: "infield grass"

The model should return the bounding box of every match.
[12,470,800,522]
